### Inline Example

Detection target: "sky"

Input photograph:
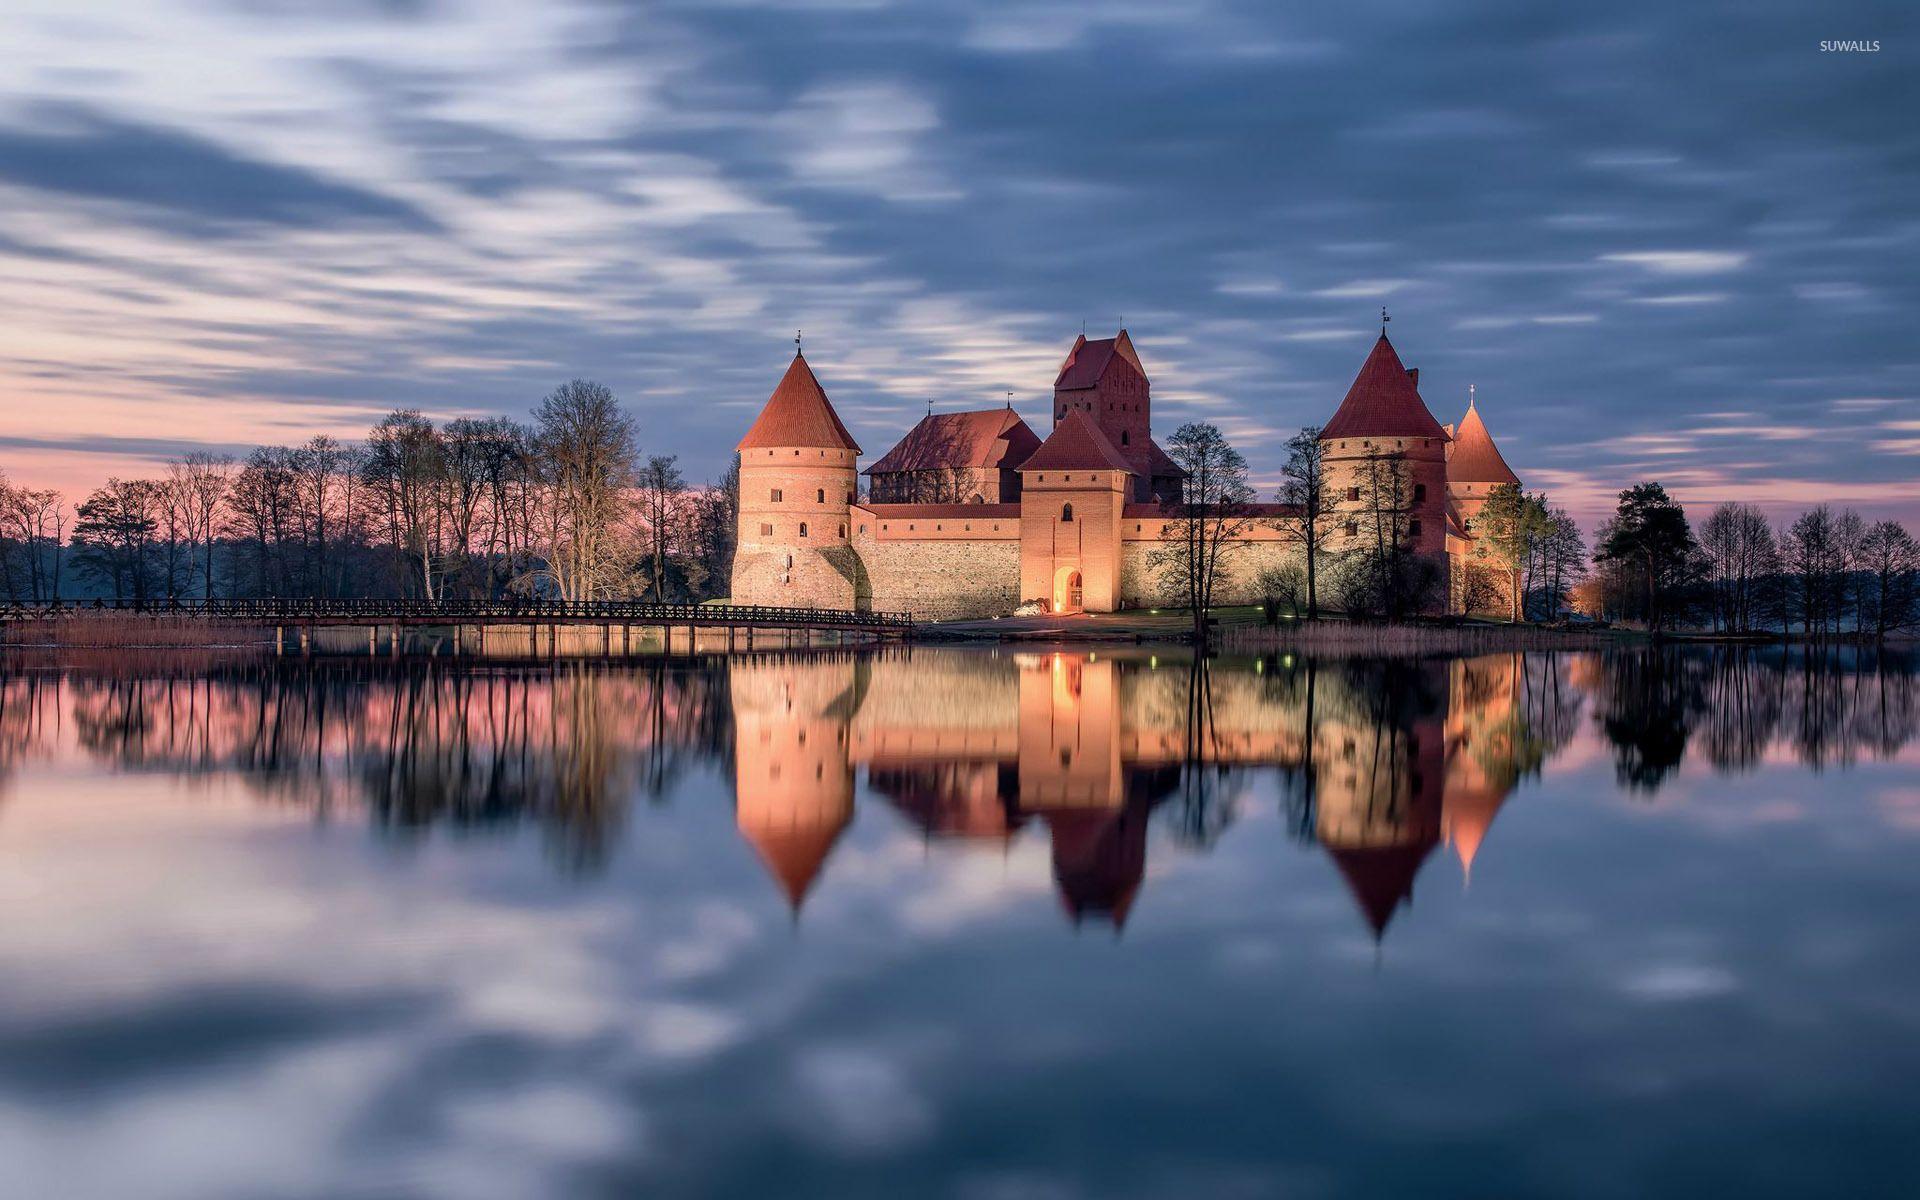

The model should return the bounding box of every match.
[0,0,1915,529]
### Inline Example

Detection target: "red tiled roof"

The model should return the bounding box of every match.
[1446,399,1519,485]
[1053,329,1145,391]
[737,352,862,453]
[863,408,1040,475]
[1145,437,1188,479]
[1020,410,1135,473]
[858,502,1020,520]
[1319,334,1450,443]
[740,817,847,912]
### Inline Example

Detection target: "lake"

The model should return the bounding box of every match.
[1,644,1916,1199]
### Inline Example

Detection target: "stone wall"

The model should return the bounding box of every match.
[1118,536,1304,609]
[852,533,1022,621]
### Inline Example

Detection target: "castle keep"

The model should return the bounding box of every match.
[731,328,1519,620]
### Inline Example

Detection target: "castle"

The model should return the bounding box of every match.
[731,327,1520,619]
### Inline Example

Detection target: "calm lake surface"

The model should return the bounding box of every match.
[1,644,1917,1199]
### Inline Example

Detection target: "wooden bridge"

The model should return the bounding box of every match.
[0,598,914,654]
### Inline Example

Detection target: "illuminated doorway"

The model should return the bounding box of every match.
[1054,568,1084,614]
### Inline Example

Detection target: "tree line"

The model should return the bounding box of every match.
[0,380,741,606]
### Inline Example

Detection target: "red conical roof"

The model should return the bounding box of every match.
[737,352,862,453]
[1327,841,1435,939]
[1446,398,1519,485]
[1320,334,1449,442]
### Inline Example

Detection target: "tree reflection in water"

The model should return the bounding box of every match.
[0,644,1912,936]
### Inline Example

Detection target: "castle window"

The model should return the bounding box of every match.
[1065,474,1071,481]
[816,488,825,502]
[1120,430,1129,445]
[798,522,808,537]
[839,524,847,537]
[1058,407,1066,419]
[859,524,867,534]
[759,523,773,536]
[1344,519,1358,537]
[1346,487,1359,502]
[936,524,942,531]
[1413,483,1426,502]
[1061,503,1074,522]
[846,491,854,503]
[793,450,800,456]
[770,488,783,502]
[1410,519,1422,536]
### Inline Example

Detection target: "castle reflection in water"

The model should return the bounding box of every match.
[1,645,1914,940]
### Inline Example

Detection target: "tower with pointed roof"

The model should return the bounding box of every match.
[729,657,859,915]
[1051,330,1184,503]
[1444,388,1524,615]
[1318,331,1452,611]
[732,349,864,609]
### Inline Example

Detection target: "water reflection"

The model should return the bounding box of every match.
[3,644,1913,942]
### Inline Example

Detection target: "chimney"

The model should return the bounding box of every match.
[1406,367,1420,389]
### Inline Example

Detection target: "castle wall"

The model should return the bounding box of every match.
[1117,527,1304,609]
[850,507,1021,620]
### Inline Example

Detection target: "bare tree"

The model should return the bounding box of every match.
[1700,503,1777,633]
[1272,426,1334,619]
[363,411,446,599]
[1150,422,1253,648]
[1856,519,1918,640]
[169,453,232,601]
[633,454,687,601]
[531,380,638,601]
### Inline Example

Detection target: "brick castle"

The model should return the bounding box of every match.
[731,327,1519,619]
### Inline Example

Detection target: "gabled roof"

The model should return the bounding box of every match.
[863,408,1040,475]
[737,352,862,453]
[1054,329,1145,391]
[1019,410,1135,473]
[1446,398,1520,485]
[1320,334,1450,442]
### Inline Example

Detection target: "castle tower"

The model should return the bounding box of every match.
[1318,332,1451,609]
[730,658,858,914]
[1017,411,1134,613]
[1051,330,1183,503]
[1444,388,1522,615]
[732,350,863,609]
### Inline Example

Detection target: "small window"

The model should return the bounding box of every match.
[1410,519,1422,536]
[1061,503,1074,523]
[838,524,847,537]
[1346,487,1359,502]
[1057,407,1065,419]
[799,522,809,537]
[1120,430,1130,445]
[1344,520,1358,537]
[1065,474,1072,481]
[816,488,825,503]
[770,488,783,502]
[759,522,773,536]
[1413,483,1426,502]
[846,491,854,503]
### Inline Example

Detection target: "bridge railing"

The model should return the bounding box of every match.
[0,598,914,629]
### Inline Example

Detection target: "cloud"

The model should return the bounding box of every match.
[1598,251,1750,275]
[0,106,438,235]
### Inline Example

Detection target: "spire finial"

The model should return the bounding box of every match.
[926,396,933,418]
[1381,306,1390,335]
[1006,390,1014,410]
[794,329,803,356]
[1468,382,1476,411]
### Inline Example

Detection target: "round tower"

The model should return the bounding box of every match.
[1318,332,1452,597]
[732,350,862,609]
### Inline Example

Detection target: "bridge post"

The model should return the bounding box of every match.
[368,625,376,657]
[622,624,631,655]
[275,626,284,656]
[390,625,400,657]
